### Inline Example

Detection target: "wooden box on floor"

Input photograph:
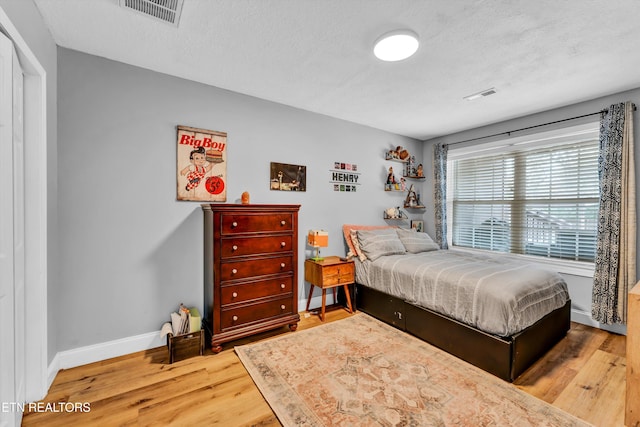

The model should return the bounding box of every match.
[167,329,204,364]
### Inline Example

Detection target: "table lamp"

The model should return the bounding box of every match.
[308,230,328,261]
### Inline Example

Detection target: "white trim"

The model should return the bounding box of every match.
[449,246,595,277]
[41,306,624,380]
[299,294,340,312]
[448,122,600,159]
[53,332,165,371]
[0,7,48,403]
[23,72,48,402]
[571,307,627,335]
[528,256,594,277]
[445,121,601,277]
[46,353,59,391]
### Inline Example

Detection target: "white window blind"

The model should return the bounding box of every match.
[448,124,599,263]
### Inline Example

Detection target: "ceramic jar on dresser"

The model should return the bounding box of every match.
[202,204,300,352]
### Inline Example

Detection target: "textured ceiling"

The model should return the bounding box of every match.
[34,0,640,140]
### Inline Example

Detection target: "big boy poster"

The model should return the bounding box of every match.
[176,125,227,202]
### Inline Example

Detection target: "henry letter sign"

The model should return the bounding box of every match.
[177,125,227,202]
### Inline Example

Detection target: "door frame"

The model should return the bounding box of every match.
[0,7,48,402]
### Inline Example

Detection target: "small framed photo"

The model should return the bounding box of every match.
[411,220,424,232]
[270,162,306,191]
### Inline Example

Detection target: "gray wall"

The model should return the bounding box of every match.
[423,87,640,333]
[0,0,58,362]
[57,47,421,351]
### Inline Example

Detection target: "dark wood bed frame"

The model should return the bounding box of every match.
[352,283,571,382]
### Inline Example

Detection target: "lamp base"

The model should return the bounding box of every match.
[310,247,324,262]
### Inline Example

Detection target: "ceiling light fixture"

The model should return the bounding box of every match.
[373,30,419,62]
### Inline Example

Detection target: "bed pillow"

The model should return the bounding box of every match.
[342,224,396,261]
[356,228,406,261]
[349,229,367,261]
[396,228,440,253]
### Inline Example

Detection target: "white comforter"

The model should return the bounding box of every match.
[355,249,570,337]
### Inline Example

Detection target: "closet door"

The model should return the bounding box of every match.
[0,31,25,427]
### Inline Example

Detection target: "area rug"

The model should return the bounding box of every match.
[235,313,591,427]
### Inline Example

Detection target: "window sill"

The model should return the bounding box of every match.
[449,246,595,278]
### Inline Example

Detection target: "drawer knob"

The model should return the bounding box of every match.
[232,245,238,251]
[280,283,285,289]
[232,292,238,298]
[231,221,238,228]
[232,315,238,321]
[280,241,286,247]
[281,304,286,310]
[280,220,286,226]
[232,268,238,274]
[280,263,286,268]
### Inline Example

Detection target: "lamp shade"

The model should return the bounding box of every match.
[308,230,328,247]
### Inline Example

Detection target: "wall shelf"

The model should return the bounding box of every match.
[385,149,424,218]
[385,153,409,163]
[384,185,406,192]
[383,209,408,220]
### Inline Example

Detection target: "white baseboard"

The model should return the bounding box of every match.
[571,308,627,335]
[44,306,625,391]
[47,331,165,388]
[299,294,340,312]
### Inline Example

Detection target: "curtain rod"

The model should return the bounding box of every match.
[445,103,637,147]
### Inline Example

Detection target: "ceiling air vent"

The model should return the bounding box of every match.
[463,87,497,101]
[120,0,184,27]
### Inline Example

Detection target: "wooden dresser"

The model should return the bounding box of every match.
[202,204,301,352]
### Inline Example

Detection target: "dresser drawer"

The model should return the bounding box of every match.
[220,235,293,258]
[221,297,293,330]
[220,213,294,234]
[221,277,293,305]
[221,256,293,281]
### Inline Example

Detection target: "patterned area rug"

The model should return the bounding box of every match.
[235,314,592,427]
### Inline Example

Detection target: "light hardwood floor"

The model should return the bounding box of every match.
[22,308,626,427]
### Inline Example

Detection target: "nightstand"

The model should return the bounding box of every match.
[304,256,355,321]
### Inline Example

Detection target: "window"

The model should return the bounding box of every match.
[447,123,599,263]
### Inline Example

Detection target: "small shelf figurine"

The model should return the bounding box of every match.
[241,191,250,204]
[386,166,399,190]
[416,164,424,177]
[386,146,410,161]
[404,184,418,207]
[384,206,407,219]
[387,166,396,184]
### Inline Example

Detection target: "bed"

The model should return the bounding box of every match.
[342,225,572,382]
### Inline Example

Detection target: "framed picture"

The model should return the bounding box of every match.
[270,162,306,191]
[176,125,227,202]
[411,220,424,232]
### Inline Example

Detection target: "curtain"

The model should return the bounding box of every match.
[592,101,636,324]
[433,143,448,249]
